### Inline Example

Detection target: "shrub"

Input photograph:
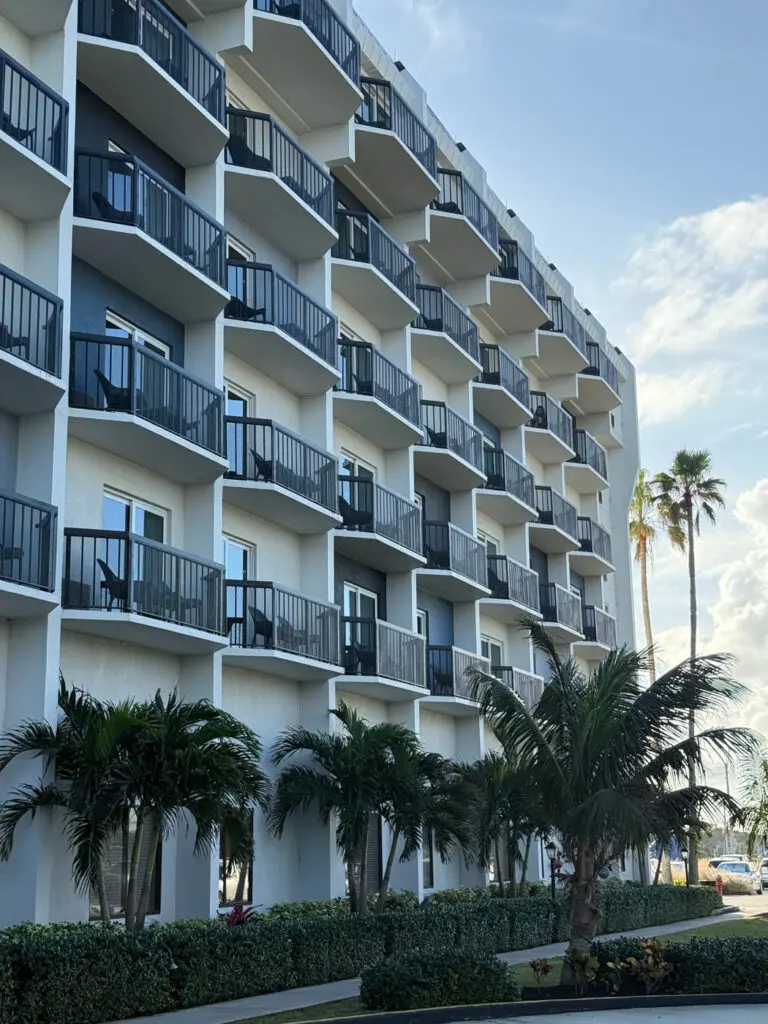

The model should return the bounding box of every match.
[598,882,721,933]
[263,897,350,920]
[360,949,520,1011]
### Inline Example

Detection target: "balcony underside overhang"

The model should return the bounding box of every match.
[483,277,549,335]
[335,674,429,703]
[417,211,500,283]
[0,580,57,619]
[480,598,542,626]
[572,639,612,663]
[475,489,538,527]
[540,619,583,646]
[333,392,422,449]
[223,480,341,535]
[0,354,64,415]
[576,372,621,414]
[339,127,439,217]
[224,320,340,397]
[0,135,69,221]
[569,550,615,576]
[472,382,531,429]
[61,610,228,654]
[222,646,342,682]
[410,327,481,385]
[0,0,73,35]
[331,258,418,330]
[536,329,590,376]
[564,461,608,495]
[527,523,581,555]
[334,531,425,573]
[420,695,480,718]
[417,569,490,603]
[412,447,486,491]
[524,426,574,465]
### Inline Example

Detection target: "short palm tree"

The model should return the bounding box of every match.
[739,753,768,856]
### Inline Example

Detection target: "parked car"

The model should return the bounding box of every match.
[709,855,752,869]
[716,861,763,894]
[759,858,768,884]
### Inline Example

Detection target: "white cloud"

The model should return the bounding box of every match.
[388,0,477,62]
[636,364,726,425]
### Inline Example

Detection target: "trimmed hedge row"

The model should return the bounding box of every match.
[0,885,722,1024]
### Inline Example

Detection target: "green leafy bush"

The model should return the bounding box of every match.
[598,882,721,933]
[263,897,350,919]
[360,949,520,1011]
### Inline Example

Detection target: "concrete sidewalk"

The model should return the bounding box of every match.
[115,910,742,1024]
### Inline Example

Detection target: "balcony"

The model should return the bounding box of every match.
[0,49,69,221]
[224,260,339,395]
[250,0,361,133]
[62,529,227,653]
[424,646,490,716]
[0,490,58,619]
[525,390,575,464]
[574,606,617,663]
[338,617,427,701]
[223,581,341,680]
[473,345,531,428]
[539,582,583,644]
[570,517,614,576]
[482,555,540,625]
[0,0,74,35]
[414,401,485,490]
[538,297,589,376]
[491,666,545,709]
[225,109,336,261]
[529,487,580,554]
[577,340,621,414]
[335,476,424,572]
[476,449,537,526]
[419,521,489,602]
[565,429,608,493]
[77,0,227,168]
[420,169,499,282]
[411,284,480,384]
[0,263,64,414]
[484,239,549,335]
[335,339,423,448]
[331,212,418,330]
[72,151,228,322]
[224,417,339,534]
[68,333,227,484]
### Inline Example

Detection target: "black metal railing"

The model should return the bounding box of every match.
[486,555,539,611]
[478,345,530,406]
[422,521,487,586]
[357,77,436,178]
[431,169,498,251]
[535,486,578,540]
[577,517,612,565]
[543,297,588,356]
[337,476,422,555]
[572,429,607,480]
[420,400,484,473]
[427,646,489,701]
[0,48,68,172]
[583,606,617,648]
[226,417,337,511]
[226,109,334,225]
[491,666,544,708]
[226,580,340,664]
[69,333,224,454]
[254,0,360,84]
[78,0,225,122]
[482,449,535,508]
[528,390,574,449]
[539,582,582,634]
[63,529,224,633]
[337,339,420,426]
[492,239,547,308]
[0,262,63,377]
[342,617,426,688]
[413,285,478,361]
[74,151,226,286]
[333,212,416,301]
[225,259,337,367]
[584,340,620,394]
[0,489,56,591]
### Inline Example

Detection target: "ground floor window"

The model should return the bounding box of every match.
[422,827,434,889]
[219,812,255,906]
[89,812,162,920]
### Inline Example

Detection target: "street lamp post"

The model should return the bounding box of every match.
[681,848,689,887]
[545,841,558,942]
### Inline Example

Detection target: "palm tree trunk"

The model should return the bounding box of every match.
[125,812,144,933]
[347,860,359,914]
[135,822,161,931]
[653,848,663,885]
[494,837,504,897]
[377,826,401,913]
[358,831,370,914]
[639,536,656,682]
[508,838,517,897]
[660,849,673,884]
[563,849,601,979]
[96,861,111,925]
[686,501,700,885]
[518,834,532,897]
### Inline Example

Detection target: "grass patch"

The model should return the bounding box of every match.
[661,914,768,944]
[238,997,363,1024]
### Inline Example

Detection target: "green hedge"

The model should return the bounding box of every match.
[597,882,721,934]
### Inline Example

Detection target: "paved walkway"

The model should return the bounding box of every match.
[494,1009,766,1023]
[114,910,742,1024]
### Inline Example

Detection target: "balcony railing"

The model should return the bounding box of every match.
[0,48,68,172]
[0,262,63,377]
[491,666,544,708]
[79,0,225,122]
[69,333,224,454]
[226,109,334,225]
[357,77,436,178]
[0,489,57,591]
[337,339,420,426]
[342,617,426,688]
[413,285,478,361]
[333,212,416,301]
[427,645,489,701]
[486,555,539,611]
[577,517,612,565]
[423,521,487,586]
[337,476,422,555]
[431,169,498,250]
[535,486,578,539]
[74,151,226,286]
[583,605,617,648]
[539,582,582,634]
[254,0,360,84]
[528,390,574,449]
[63,529,224,633]
[482,449,535,508]
[225,259,337,368]
[226,580,340,665]
[420,400,484,473]
[543,297,588,356]
[572,429,607,481]
[226,417,337,511]
[478,345,530,406]
[584,340,620,394]
[492,239,547,308]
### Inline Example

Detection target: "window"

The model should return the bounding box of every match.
[413,491,425,513]
[365,813,382,894]
[106,311,169,359]
[224,382,252,418]
[227,235,253,262]
[478,530,499,559]
[422,828,434,889]
[219,811,254,907]
[416,609,428,639]
[224,537,253,641]
[107,139,127,154]
[343,583,378,670]
[481,636,503,667]
[226,89,247,110]
[102,491,166,541]
[339,451,375,480]
[90,812,161,920]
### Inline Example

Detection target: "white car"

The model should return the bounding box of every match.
[759,858,768,884]
[717,861,763,894]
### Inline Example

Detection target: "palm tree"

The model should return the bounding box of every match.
[739,753,768,856]
[654,449,726,882]
[469,619,754,968]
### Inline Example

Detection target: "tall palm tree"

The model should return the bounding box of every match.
[654,449,726,883]
[469,619,754,968]
[739,753,768,856]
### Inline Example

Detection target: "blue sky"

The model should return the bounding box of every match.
[355,0,768,736]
